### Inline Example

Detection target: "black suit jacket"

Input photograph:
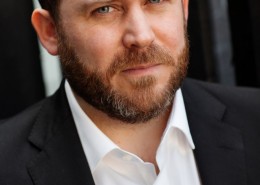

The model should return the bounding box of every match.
[1,78,260,185]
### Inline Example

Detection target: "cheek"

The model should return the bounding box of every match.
[153,12,186,52]
[157,22,185,49]
[68,26,121,71]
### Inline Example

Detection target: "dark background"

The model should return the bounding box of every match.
[0,0,260,118]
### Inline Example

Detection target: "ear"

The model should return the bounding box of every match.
[182,0,189,22]
[31,9,58,55]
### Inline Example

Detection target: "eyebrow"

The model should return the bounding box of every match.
[76,0,115,13]
[81,0,114,6]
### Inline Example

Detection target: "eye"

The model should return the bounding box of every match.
[148,0,162,4]
[95,6,114,14]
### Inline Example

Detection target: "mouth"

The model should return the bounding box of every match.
[122,64,162,75]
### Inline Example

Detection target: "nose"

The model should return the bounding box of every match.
[122,8,155,49]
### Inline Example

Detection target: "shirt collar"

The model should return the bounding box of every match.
[65,80,195,173]
[65,80,119,172]
[164,89,195,149]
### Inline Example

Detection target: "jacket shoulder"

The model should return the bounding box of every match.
[183,79,260,183]
[0,99,44,143]
[0,98,48,184]
[182,78,260,132]
[183,78,260,108]
[182,78,260,143]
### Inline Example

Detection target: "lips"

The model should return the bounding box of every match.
[122,64,161,72]
[120,64,162,76]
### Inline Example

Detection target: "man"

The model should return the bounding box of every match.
[0,0,260,184]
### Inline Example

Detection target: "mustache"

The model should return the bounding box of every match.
[107,44,175,77]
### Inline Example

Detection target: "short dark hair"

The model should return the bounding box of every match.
[38,0,61,21]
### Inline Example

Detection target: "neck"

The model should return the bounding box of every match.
[75,93,171,171]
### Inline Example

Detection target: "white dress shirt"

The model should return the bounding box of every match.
[65,81,201,185]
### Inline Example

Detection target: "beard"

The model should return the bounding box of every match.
[57,28,189,124]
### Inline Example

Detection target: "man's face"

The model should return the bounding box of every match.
[57,0,189,123]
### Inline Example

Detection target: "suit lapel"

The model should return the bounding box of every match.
[27,82,95,185]
[182,79,247,185]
